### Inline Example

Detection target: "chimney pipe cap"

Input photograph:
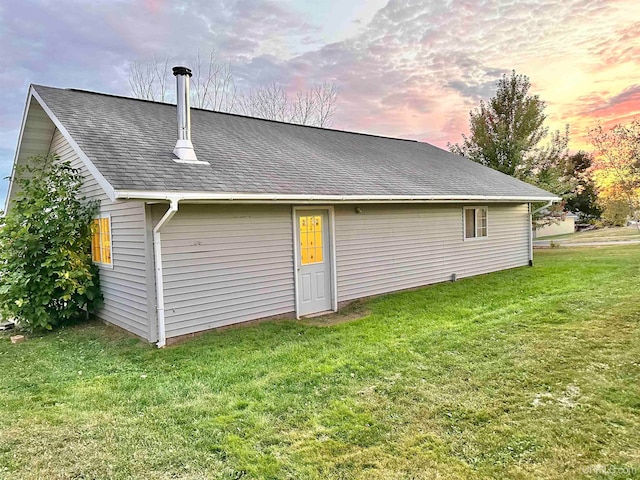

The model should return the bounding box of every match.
[172,66,192,77]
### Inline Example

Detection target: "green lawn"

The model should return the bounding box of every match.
[537,225,640,242]
[1,247,640,479]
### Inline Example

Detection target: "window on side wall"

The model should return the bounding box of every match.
[91,215,112,265]
[464,206,488,239]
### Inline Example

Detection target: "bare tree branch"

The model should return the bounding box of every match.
[151,55,170,102]
[312,82,338,127]
[128,61,156,101]
[128,56,171,102]
[128,52,338,127]
[191,49,237,111]
[238,84,289,121]
[210,62,237,112]
[290,91,316,125]
[238,82,338,127]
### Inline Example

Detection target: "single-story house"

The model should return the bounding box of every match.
[5,67,558,346]
[533,211,578,238]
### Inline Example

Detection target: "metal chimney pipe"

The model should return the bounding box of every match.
[172,66,198,162]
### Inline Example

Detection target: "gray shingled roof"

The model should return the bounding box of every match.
[33,85,556,200]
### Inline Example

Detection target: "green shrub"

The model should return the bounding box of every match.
[0,154,102,331]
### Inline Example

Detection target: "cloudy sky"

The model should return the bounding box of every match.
[1,0,639,207]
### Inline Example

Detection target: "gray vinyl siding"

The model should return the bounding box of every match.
[153,204,295,338]
[12,95,536,343]
[155,202,529,338]
[6,100,56,206]
[334,203,530,302]
[49,129,152,340]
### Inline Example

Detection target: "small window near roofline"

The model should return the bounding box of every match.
[463,206,488,240]
[91,215,113,266]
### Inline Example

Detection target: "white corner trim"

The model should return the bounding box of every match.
[329,206,338,312]
[291,207,300,319]
[3,91,33,214]
[30,89,117,201]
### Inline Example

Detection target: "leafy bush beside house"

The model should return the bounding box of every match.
[0,154,102,331]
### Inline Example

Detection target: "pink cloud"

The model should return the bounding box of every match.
[575,85,640,121]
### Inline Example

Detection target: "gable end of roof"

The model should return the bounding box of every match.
[29,87,116,201]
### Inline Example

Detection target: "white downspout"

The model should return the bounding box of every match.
[530,200,554,266]
[532,200,554,216]
[528,203,533,265]
[153,198,180,348]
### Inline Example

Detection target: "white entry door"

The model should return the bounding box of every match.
[296,209,333,316]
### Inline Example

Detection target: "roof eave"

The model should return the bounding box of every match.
[114,190,561,204]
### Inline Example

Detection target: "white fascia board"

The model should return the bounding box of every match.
[115,190,561,204]
[30,88,116,201]
[3,90,33,214]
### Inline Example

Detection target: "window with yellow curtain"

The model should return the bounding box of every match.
[91,216,112,265]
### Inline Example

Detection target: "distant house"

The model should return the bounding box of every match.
[533,212,578,238]
[5,67,558,346]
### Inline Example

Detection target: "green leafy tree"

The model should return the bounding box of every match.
[449,70,549,179]
[0,154,102,331]
[563,151,601,221]
[525,127,571,192]
[449,70,576,228]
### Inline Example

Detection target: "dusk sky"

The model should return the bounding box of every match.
[1,0,639,207]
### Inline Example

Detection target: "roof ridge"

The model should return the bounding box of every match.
[33,84,418,143]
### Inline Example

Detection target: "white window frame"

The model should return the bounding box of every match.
[92,213,114,268]
[463,206,488,241]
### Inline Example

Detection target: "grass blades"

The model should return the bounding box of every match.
[1,246,639,479]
